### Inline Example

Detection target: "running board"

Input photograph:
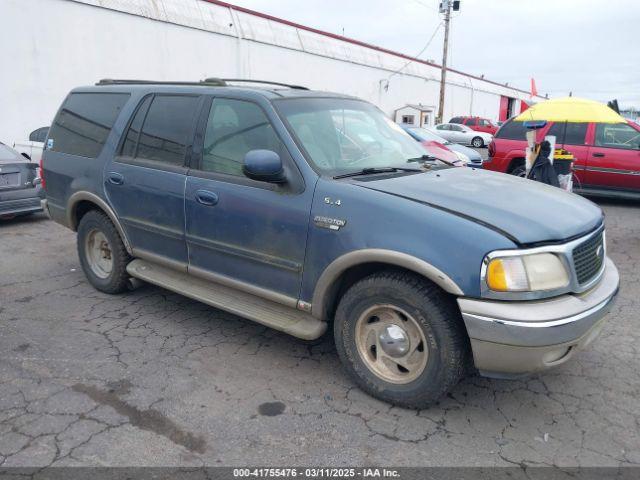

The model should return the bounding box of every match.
[126,259,327,340]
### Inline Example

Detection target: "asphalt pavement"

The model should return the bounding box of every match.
[0,193,638,467]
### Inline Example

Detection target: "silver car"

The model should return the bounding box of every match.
[0,142,44,219]
[434,123,493,148]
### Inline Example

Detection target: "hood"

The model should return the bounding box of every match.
[353,168,603,245]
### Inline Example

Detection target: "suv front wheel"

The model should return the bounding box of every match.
[77,210,131,294]
[334,271,469,409]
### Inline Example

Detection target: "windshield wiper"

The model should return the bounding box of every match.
[406,154,455,167]
[333,166,422,179]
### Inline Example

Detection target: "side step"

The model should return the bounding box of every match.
[126,259,327,340]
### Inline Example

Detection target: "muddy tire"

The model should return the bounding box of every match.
[334,271,469,409]
[77,210,131,294]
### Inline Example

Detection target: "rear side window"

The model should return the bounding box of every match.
[128,95,200,165]
[546,122,588,145]
[449,117,463,124]
[466,117,478,126]
[48,93,129,158]
[495,120,527,140]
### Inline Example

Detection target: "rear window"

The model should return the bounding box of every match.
[495,120,527,140]
[48,93,129,158]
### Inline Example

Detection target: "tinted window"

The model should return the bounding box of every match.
[595,123,640,150]
[48,93,130,158]
[29,127,49,143]
[202,98,281,176]
[449,117,462,124]
[495,120,527,140]
[136,95,199,165]
[546,122,588,145]
[466,118,478,126]
[121,96,152,158]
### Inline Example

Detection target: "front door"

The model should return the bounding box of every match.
[105,93,202,265]
[185,96,312,300]
[585,122,640,192]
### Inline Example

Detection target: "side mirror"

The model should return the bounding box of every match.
[243,150,286,184]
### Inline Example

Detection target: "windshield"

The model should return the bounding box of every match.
[407,127,450,144]
[275,98,442,176]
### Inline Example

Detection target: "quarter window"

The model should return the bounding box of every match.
[201,98,281,176]
[495,120,527,140]
[121,96,152,158]
[595,123,640,150]
[48,93,130,158]
[135,95,199,165]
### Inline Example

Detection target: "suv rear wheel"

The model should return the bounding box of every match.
[333,271,469,408]
[77,210,131,294]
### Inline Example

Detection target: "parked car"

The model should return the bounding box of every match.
[484,118,640,198]
[0,142,44,218]
[42,79,619,408]
[435,123,493,148]
[13,126,49,162]
[449,116,499,135]
[401,125,483,168]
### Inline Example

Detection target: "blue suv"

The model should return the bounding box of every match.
[41,79,619,408]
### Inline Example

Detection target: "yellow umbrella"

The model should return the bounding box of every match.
[515,96,625,123]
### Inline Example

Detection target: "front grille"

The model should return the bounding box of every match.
[572,230,605,285]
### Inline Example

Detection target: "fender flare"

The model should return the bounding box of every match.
[311,249,464,319]
[66,191,132,254]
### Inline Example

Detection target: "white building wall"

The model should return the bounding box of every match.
[0,0,543,144]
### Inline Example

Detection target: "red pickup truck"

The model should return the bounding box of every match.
[484,119,640,198]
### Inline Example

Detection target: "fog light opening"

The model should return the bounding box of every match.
[543,346,573,365]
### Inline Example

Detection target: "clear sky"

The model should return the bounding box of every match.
[229,0,639,109]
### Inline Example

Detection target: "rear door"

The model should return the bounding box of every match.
[184,96,312,300]
[105,93,203,265]
[545,122,590,186]
[585,122,640,192]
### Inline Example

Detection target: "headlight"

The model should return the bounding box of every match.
[485,253,569,292]
[453,151,470,164]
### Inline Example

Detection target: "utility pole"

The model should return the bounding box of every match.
[437,0,459,124]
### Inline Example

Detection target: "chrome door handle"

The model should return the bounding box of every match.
[195,190,219,206]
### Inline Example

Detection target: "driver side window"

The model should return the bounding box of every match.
[202,98,281,176]
[595,123,640,150]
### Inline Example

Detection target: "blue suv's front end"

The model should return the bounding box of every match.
[274,96,619,379]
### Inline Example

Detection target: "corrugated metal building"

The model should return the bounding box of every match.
[1,0,545,143]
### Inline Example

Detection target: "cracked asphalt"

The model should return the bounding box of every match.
[0,198,638,468]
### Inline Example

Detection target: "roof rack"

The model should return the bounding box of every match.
[96,78,308,90]
[96,78,227,87]
[211,78,308,90]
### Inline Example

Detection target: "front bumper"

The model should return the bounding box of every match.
[458,257,619,378]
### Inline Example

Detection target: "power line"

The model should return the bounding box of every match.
[387,21,443,79]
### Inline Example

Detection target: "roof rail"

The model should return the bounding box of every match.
[96,78,227,87]
[96,78,308,90]
[213,78,309,90]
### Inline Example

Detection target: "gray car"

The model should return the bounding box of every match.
[0,142,44,218]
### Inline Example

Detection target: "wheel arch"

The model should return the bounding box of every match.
[312,249,464,320]
[507,156,526,174]
[66,191,132,254]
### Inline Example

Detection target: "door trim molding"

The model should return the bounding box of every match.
[186,234,302,272]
